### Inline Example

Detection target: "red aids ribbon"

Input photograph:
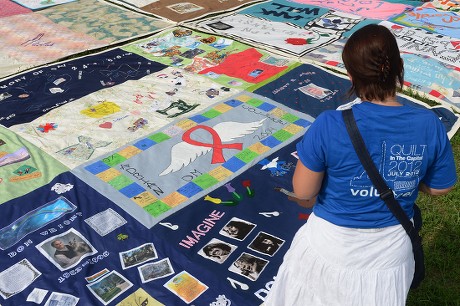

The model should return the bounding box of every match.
[182,125,243,164]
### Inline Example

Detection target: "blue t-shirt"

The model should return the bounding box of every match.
[296,102,457,228]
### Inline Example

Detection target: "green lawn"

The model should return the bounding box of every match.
[407,132,460,305]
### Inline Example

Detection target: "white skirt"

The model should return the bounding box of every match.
[264,213,414,306]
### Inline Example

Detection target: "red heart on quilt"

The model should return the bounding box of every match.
[99,122,112,129]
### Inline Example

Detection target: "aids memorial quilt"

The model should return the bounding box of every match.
[0,49,168,127]
[72,91,314,228]
[302,23,460,110]
[391,5,460,38]
[36,0,173,43]
[0,0,172,79]
[122,27,296,90]
[288,0,414,19]
[0,136,310,305]
[1,0,460,305]
[0,13,104,79]
[251,62,460,137]
[189,0,363,57]
[112,0,264,23]
[381,21,460,68]
[0,125,69,204]
[8,67,240,169]
[382,21,460,107]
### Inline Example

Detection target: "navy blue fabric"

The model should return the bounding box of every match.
[253,63,352,118]
[0,49,167,127]
[0,140,310,305]
[253,63,458,134]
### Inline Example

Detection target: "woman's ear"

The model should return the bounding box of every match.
[347,72,352,81]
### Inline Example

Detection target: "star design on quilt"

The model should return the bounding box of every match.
[37,122,58,133]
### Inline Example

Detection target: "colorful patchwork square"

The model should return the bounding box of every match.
[148,132,171,144]
[85,161,111,175]
[222,157,246,172]
[177,182,203,198]
[132,191,158,207]
[161,192,188,207]
[235,149,258,163]
[260,136,282,148]
[118,146,142,159]
[257,102,277,112]
[102,153,127,167]
[133,138,156,151]
[108,175,132,190]
[119,183,146,198]
[208,166,233,181]
[144,201,171,217]
[96,168,122,182]
[193,173,219,190]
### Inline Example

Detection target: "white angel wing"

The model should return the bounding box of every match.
[212,119,265,140]
[159,142,211,176]
[159,119,266,176]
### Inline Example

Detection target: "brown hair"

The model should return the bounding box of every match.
[342,24,404,102]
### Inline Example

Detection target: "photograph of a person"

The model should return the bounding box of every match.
[36,228,97,271]
[219,217,256,241]
[198,238,237,263]
[228,252,268,281]
[248,231,285,257]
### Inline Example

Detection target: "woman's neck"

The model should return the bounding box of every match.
[368,96,402,106]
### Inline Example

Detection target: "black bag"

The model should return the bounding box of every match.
[342,109,425,289]
[411,204,425,289]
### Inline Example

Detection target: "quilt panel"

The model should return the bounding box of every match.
[72,91,314,228]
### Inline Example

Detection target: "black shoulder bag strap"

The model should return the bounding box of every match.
[341,109,422,250]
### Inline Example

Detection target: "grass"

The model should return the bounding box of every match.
[407,133,460,305]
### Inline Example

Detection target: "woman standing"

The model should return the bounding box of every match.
[264,24,456,306]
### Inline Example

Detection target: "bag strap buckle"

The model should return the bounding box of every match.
[379,188,394,201]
